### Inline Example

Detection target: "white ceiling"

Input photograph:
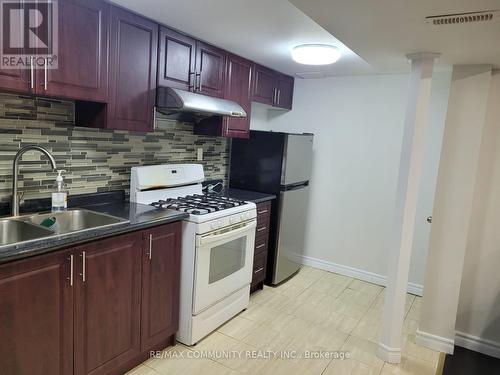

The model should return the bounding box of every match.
[290,0,500,73]
[111,0,500,77]
[109,0,375,77]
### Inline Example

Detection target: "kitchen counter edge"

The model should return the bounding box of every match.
[225,188,276,204]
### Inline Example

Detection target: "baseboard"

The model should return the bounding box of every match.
[377,342,402,363]
[296,254,424,296]
[415,329,454,354]
[455,331,500,359]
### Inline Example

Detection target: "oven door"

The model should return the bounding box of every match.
[192,219,256,314]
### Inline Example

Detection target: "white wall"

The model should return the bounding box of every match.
[417,65,493,353]
[250,73,450,289]
[455,71,500,356]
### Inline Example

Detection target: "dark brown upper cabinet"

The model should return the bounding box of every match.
[195,42,226,98]
[222,54,252,138]
[276,74,294,110]
[158,27,197,91]
[107,6,158,132]
[252,64,294,110]
[0,68,30,94]
[0,0,109,101]
[158,27,225,98]
[0,1,30,93]
[42,0,109,102]
[194,54,252,138]
[252,65,277,106]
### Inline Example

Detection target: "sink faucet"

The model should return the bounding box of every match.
[12,145,57,216]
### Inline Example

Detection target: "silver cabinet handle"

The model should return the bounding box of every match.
[79,251,86,283]
[42,58,47,90]
[147,234,153,260]
[272,88,277,105]
[258,209,268,215]
[153,106,156,130]
[277,89,281,106]
[188,71,196,90]
[198,70,203,91]
[195,72,201,92]
[256,244,265,249]
[427,216,432,223]
[67,254,74,286]
[257,227,267,232]
[30,56,34,89]
[254,267,264,274]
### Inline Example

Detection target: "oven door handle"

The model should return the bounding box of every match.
[197,220,256,246]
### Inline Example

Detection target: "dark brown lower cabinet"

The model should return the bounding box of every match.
[0,222,181,375]
[141,222,181,351]
[251,200,272,293]
[74,232,142,375]
[0,249,74,375]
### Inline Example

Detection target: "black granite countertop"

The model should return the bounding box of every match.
[225,188,276,204]
[0,199,188,265]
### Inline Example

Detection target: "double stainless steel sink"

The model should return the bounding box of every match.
[0,209,127,247]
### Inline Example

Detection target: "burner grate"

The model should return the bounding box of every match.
[150,193,247,215]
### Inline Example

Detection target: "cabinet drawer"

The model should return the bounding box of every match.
[257,212,270,226]
[256,223,269,237]
[256,201,272,217]
[254,235,268,256]
[252,251,267,285]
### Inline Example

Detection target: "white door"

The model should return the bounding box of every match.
[192,220,256,314]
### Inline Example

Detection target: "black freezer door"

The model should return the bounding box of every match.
[230,130,313,193]
[230,131,286,193]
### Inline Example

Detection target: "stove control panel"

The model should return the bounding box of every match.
[198,207,257,234]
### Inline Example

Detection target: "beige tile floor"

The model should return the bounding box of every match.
[127,266,440,375]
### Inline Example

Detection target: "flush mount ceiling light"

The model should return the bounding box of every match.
[291,44,341,65]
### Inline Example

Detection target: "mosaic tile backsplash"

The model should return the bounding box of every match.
[0,92,229,204]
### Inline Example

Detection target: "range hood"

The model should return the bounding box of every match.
[156,87,246,121]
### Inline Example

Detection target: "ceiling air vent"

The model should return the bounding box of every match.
[425,10,500,25]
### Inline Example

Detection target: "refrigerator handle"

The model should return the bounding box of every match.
[280,181,309,191]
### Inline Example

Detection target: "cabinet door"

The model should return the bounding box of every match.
[0,250,73,375]
[276,74,294,110]
[41,0,109,102]
[158,27,196,91]
[0,68,30,94]
[107,6,158,132]
[74,232,142,375]
[252,64,277,106]
[141,222,181,351]
[222,54,252,138]
[196,41,225,98]
[0,1,31,94]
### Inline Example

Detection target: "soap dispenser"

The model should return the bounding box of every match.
[52,170,68,212]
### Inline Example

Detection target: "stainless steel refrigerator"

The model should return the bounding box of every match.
[230,131,314,285]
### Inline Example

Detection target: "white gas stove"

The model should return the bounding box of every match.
[130,164,256,345]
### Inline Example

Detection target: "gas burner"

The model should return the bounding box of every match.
[150,194,247,215]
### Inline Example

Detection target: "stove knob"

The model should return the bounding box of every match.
[211,222,218,229]
[218,220,223,227]
[230,217,237,224]
[240,214,244,220]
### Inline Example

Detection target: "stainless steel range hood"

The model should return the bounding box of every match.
[156,87,246,121]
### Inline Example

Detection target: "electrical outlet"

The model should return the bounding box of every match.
[197,148,203,161]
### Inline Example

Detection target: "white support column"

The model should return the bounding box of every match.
[377,52,440,363]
